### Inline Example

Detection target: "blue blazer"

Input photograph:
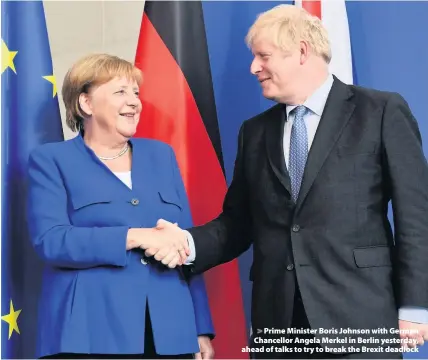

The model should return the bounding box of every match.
[27,134,214,357]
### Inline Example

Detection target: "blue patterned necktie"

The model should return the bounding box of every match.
[289,105,309,203]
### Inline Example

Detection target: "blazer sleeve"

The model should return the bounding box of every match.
[27,145,129,269]
[382,93,428,308]
[188,122,253,274]
[169,147,215,338]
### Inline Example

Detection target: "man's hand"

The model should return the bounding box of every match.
[399,320,428,349]
[195,336,214,359]
[142,219,190,267]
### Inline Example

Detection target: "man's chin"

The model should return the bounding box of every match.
[262,90,276,101]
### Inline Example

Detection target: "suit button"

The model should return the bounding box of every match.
[141,258,147,265]
[287,264,294,271]
[292,224,300,232]
[131,198,139,206]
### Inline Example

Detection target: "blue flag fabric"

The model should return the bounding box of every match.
[1,1,64,357]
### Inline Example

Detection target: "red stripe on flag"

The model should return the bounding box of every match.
[135,14,248,358]
[302,0,321,18]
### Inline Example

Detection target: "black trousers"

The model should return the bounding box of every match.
[41,305,194,359]
[275,288,402,360]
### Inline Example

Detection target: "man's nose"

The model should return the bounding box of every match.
[250,58,262,75]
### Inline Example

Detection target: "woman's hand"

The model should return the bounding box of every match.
[143,219,190,266]
[195,335,214,359]
[126,221,190,266]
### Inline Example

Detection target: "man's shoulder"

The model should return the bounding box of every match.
[347,82,404,106]
[243,103,283,129]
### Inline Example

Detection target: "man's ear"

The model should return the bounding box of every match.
[79,92,92,116]
[299,40,310,65]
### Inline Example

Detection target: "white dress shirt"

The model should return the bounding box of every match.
[185,74,427,323]
[283,74,334,168]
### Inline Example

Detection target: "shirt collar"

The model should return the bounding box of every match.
[286,74,334,117]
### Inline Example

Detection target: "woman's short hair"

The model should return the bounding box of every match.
[246,4,331,63]
[62,53,143,132]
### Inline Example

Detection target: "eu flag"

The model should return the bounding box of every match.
[1,1,64,357]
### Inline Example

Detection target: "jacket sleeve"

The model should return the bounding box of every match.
[27,146,129,269]
[188,122,253,274]
[169,147,215,338]
[382,93,428,308]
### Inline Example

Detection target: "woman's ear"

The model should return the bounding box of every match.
[79,92,92,116]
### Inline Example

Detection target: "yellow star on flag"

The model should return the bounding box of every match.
[43,75,57,97]
[1,300,21,339]
[1,39,18,74]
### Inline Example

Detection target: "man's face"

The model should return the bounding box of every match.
[250,38,301,104]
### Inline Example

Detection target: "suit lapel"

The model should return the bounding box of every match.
[265,104,292,195]
[296,78,356,210]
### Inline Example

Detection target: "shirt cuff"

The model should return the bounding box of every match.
[398,307,428,323]
[183,230,196,264]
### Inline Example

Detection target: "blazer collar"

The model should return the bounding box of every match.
[265,104,292,195]
[296,76,356,210]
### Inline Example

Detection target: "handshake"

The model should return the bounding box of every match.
[126,219,190,268]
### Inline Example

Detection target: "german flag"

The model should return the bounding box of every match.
[134,1,248,358]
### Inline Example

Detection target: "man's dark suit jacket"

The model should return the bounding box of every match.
[188,77,428,353]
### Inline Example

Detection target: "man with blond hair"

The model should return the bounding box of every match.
[146,4,428,358]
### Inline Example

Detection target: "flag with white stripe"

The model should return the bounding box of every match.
[295,0,353,84]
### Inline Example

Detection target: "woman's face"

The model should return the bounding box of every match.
[80,76,142,139]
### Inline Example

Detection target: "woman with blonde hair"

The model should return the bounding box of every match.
[28,53,214,359]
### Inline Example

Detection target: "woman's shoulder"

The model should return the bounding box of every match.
[29,136,79,163]
[130,137,174,155]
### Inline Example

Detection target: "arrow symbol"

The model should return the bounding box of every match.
[257,329,262,334]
